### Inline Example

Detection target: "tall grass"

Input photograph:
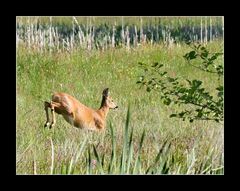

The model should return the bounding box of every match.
[17,105,223,174]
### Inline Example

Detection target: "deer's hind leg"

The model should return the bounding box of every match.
[49,101,62,129]
[44,101,51,128]
[44,101,61,129]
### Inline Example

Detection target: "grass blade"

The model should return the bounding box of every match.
[108,122,116,174]
[161,160,170,174]
[186,147,196,174]
[146,140,170,174]
[155,140,169,163]
[133,129,145,174]
[87,146,92,174]
[158,142,172,174]
[75,137,88,163]
[68,137,87,174]
[120,105,131,174]
[101,153,105,167]
[68,158,74,175]
[126,128,134,174]
[50,138,54,175]
[93,145,104,174]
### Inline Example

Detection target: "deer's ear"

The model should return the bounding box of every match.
[102,88,109,97]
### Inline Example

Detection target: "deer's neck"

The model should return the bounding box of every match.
[97,96,109,119]
[97,105,109,119]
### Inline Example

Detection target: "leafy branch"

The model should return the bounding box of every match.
[137,42,223,123]
[183,42,223,77]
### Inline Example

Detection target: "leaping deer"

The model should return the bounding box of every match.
[44,88,118,131]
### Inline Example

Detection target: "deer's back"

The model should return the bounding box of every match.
[52,92,100,130]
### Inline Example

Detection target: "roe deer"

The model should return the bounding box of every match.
[44,88,118,131]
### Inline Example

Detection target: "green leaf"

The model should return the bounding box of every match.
[186,79,192,85]
[192,80,202,88]
[178,112,186,118]
[146,87,151,92]
[148,80,153,85]
[170,114,177,118]
[215,52,223,57]
[188,51,197,59]
[160,71,167,76]
[158,64,164,68]
[218,92,223,97]
[163,98,171,105]
[216,86,223,91]
[178,87,186,93]
[152,62,159,67]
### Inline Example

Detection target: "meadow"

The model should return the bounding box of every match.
[16,16,224,175]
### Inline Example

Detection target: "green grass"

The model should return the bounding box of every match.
[16,40,223,174]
